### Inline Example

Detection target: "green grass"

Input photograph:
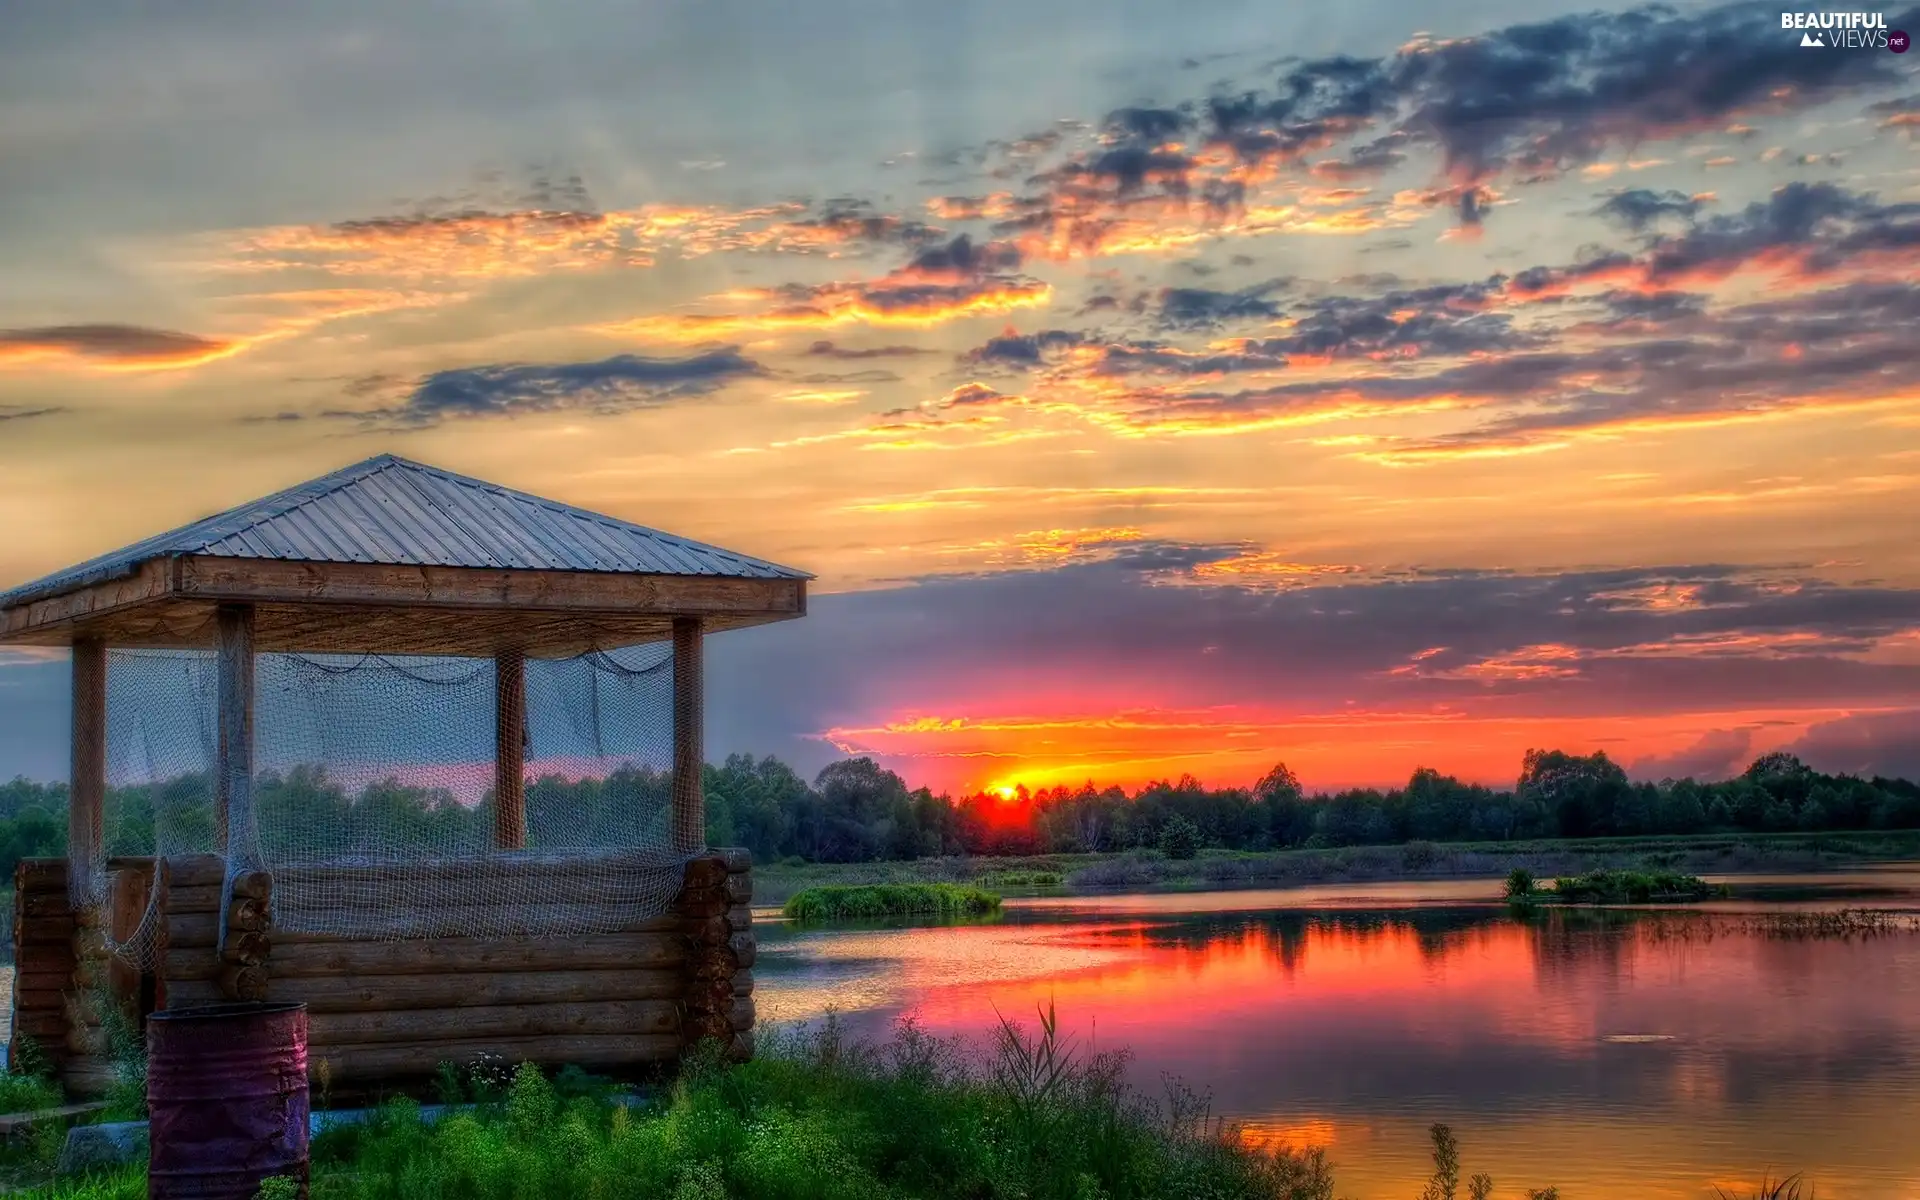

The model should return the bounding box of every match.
[982,870,1065,890]
[9,1011,1338,1200]
[0,1070,62,1116]
[782,883,1003,922]
[1547,869,1728,904]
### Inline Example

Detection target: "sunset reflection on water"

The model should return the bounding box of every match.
[755,873,1920,1199]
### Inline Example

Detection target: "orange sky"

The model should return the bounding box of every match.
[1,0,1917,791]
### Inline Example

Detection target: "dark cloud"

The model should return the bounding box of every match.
[788,198,943,247]
[1311,134,1411,181]
[1628,728,1754,783]
[1595,188,1706,231]
[906,233,1024,276]
[804,340,938,360]
[963,328,1090,368]
[1787,711,1920,781]
[1636,182,1920,284]
[1387,3,1919,183]
[0,405,63,422]
[1239,282,1536,361]
[1158,281,1288,329]
[0,324,233,366]
[347,349,766,427]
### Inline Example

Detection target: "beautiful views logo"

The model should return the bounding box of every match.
[1781,11,1897,48]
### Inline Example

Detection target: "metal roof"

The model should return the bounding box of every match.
[0,454,811,610]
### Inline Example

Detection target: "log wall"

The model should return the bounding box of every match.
[12,850,758,1099]
[9,859,116,1097]
[243,849,753,1089]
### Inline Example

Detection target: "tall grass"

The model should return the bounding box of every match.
[5,1010,1331,1200]
[782,883,1001,921]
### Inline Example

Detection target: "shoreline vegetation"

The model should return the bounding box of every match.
[783,883,1002,921]
[752,829,1920,906]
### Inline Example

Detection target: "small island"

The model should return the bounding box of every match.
[1506,867,1729,905]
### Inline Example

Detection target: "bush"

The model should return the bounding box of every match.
[1158,815,1202,861]
[1401,840,1441,871]
[1504,868,1536,899]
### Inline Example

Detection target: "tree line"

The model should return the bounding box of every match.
[1,748,1917,877]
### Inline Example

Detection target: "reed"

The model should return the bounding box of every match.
[782,883,1002,921]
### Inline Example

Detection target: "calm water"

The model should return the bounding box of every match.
[755,868,1920,1199]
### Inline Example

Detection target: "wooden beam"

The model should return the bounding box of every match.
[2,569,807,653]
[0,559,175,642]
[672,616,704,855]
[69,639,107,896]
[214,604,254,854]
[174,558,804,616]
[494,648,527,850]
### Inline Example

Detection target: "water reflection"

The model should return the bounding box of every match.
[758,870,1920,1199]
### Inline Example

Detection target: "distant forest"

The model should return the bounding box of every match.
[2,748,1918,875]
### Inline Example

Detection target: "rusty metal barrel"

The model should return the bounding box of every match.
[147,1002,310,1200]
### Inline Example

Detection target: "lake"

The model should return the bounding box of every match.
[754,868,1920,1199]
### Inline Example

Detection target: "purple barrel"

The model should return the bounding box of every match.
[147,1002,310,1200]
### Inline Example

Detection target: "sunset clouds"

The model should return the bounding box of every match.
[2,0,1917,791]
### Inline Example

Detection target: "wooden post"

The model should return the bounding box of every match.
[494,648,527,850]
[69,638,107,896]
[214,605,255,855]
[671,617,704,855]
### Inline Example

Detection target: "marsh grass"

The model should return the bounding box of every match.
[1548,869,1727,904]
[982,870,1064,890]
[782,883,1002,921]
[122,1009,1330,1200]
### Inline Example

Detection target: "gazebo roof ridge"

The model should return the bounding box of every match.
[0,452,812,612]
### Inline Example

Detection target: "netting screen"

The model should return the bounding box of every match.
[83,644,692,966]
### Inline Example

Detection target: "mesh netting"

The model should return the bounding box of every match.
[81,643,694,967]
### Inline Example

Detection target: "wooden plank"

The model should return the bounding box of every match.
[214,604,254,853]
[69,638,107,897]
[732,969,754,997]
[6,598,788,656]
[166,875,274,911]
[265,905,679,941]
[0,559,175,643]
[175,558,804,617]
[269,931,688,978]
[269,968,686,1013]
[177,850,692,891]
[494,648,527,850]
[165,910,268,947]
[309,1034,681,1081]
[308,1000,679,1046]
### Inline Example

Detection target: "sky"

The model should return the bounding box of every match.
[2,0,1919,795]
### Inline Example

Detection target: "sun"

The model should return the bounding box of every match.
[989,784,1018,801]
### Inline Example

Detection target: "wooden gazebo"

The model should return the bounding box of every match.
[1,453,807,1096]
